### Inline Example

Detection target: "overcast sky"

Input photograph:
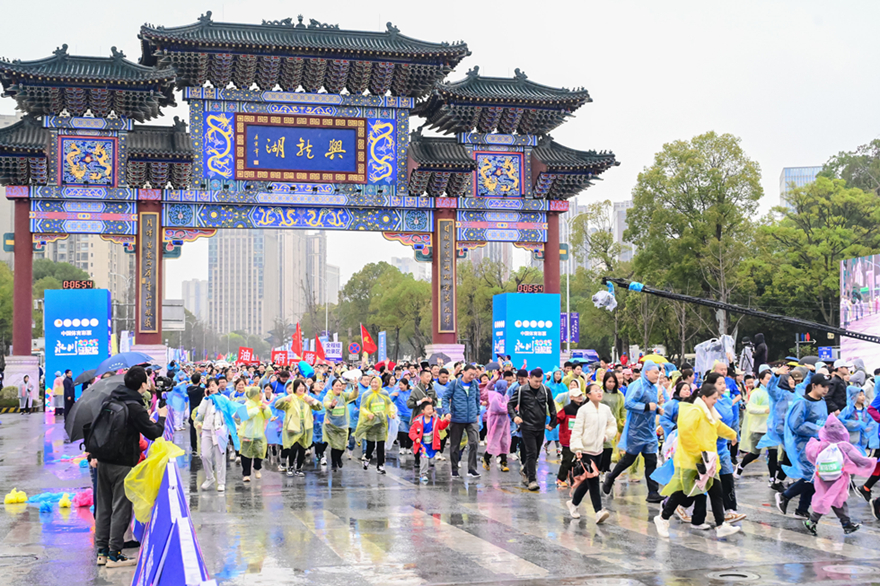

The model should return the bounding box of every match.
[3,1,879,297]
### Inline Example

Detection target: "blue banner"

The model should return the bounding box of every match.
[45,289,111,392]
[378,331,387,363]
[243,124,358,174]
[493,293,560,372]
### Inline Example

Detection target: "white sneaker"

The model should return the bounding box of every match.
[347,450,353,460]
[691,523,711,530]
[200,479,215,490]
[595,510,610,524]
[566,500,581,519]
[217,484,225,492]
[278,465,287,472]
[733,467,743,480]
[716,522,741,538]
[653,515,670,538]
[509,453,518,461]
[321,456,327,466]
[255,470,261,479]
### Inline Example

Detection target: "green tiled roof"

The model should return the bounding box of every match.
[140,13,469,63]
[0,116,48,151]
[434,67,591,106]
[408,134,475,170]
[533,138,618,171]
[0,45,175,84]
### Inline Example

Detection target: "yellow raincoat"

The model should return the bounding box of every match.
[600,391,626,449]
[354,390,396,442]
[323,389,358,451]
[276,392,323,449]
[739,384,770,454]
[238,387,270,459]
[661,397,737,496]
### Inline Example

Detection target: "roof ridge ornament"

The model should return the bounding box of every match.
[514,68,527,80]
[262,17,294,26]
[466,65,479,78]
[386,22,400,36]
[197,11,212,25]
[172,115,187,131]
[296,15,306,28]
[110,46,125,61]
[53,44,69,59]
[308,18,339,29]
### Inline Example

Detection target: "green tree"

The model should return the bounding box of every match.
[32,258,90,282]
[821,139,880,196]
[743,177,880,326]
[627,131,763,336]
[570,200,621,273]
[0,262,12,360]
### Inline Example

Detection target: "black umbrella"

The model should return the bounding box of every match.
[64,374,125,443]
[801,356,820,366]
[486,361,501,371]
[73,369,97,387]
[427,352,451,366]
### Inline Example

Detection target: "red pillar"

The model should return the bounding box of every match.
[135,201,163,345]
[431,209,457,344]
[12,199,32,356]
[544,211,561,294]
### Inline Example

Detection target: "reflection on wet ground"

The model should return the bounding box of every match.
[2,413,880,585]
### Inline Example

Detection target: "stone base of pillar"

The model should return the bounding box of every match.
[131,344,169,373]
[4,355,41,410]
[424,343,466,365]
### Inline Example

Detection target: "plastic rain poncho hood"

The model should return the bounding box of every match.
[781,392,828,480]
[805,414,877,514]
[840,385,879,454]
[617,362,660,454]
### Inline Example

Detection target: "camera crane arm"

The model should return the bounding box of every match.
[601,277,880,346]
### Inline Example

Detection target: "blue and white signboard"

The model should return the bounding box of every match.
[818,346,833,361]
[45,289,111,391]
[378,331,387,362]
[492,293,561,372]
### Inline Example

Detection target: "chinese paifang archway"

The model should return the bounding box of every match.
[0,12,618,371]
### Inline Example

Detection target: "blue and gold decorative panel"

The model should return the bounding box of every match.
[367,119,396,186]
[458,197,548,211]
[235,114,366,183]
[202,111,235,182]
[59,137,117,186]
[163,203,432,233]
[30,198,136,235]
[474,151,523,197]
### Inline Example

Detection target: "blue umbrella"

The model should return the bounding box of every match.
[95,351,155,376]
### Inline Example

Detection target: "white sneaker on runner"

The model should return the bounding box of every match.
[653,515,670,538]
[566,500,581,519]
[716,522,741,538]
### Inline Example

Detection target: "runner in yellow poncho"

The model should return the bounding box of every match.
[275,379,323,477]
[238,386,270,482]
[354,376,397,474]
[323,377,359,471]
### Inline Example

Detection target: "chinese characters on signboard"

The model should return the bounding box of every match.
[561,312,580,344]
[235,114,367,183]
[138,212,160,334]
[438,219,456,333]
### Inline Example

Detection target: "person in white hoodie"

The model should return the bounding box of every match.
[567,383,618,523]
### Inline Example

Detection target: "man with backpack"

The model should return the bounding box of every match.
[90,366,167,567]
[508,368,557,491]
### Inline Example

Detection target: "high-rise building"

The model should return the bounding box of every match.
[304,231,327,307]
[779,166,822,207]
[612,200,634,263]
[470,242,513,280]
[326,264,341,303]
[181,279,209,320]
[391,255,429,281]
[34,234,135,308]
[208,229,308,336]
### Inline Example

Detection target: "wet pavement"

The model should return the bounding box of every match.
[3,413,880,585]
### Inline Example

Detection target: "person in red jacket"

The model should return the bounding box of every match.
[409,403,451,483]
[556,385,586,488]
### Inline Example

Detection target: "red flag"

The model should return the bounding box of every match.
[360,324,378,354]
[291,323,303,356]
[316,337,326,361]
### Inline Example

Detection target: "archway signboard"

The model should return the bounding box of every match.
[0,13,617,385]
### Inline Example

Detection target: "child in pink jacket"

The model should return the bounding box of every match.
[803,413,876,536]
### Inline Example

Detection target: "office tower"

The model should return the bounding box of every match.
[181,279,209,320]
[779,166,822,207]
[208,229,309,336]
[326,264,341,303]
[391,255,429,281]
[470,241,513,280]
[612,200,634,263]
